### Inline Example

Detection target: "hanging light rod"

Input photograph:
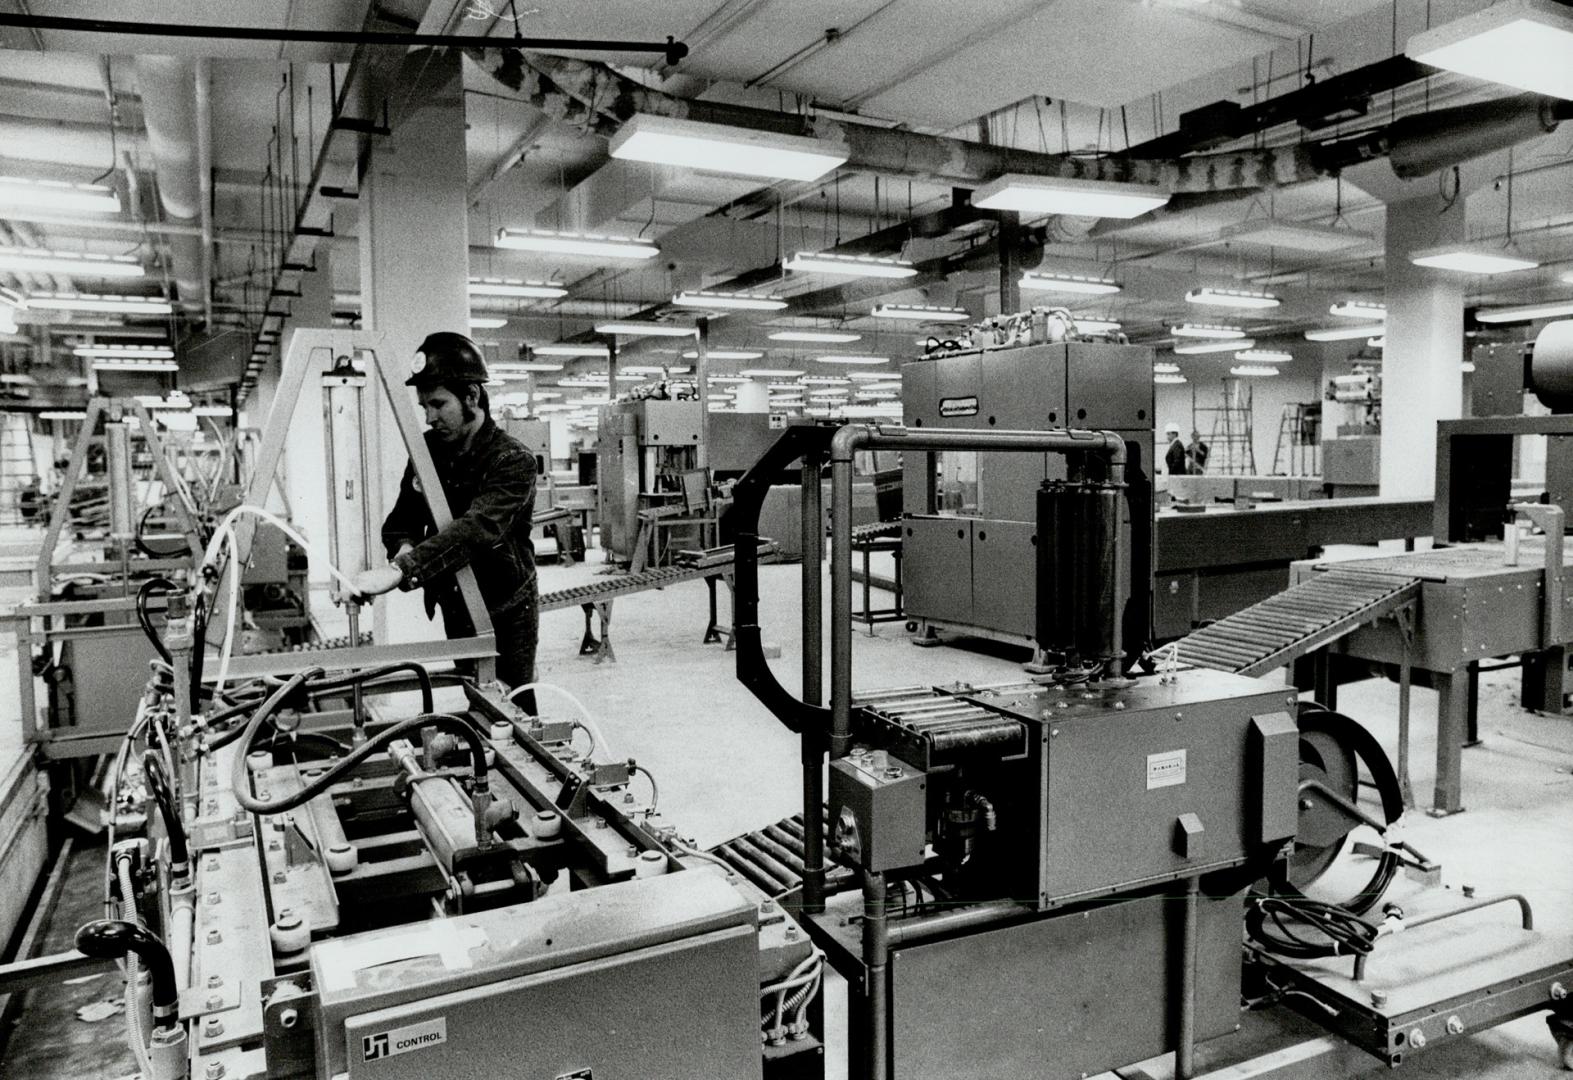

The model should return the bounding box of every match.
[1021,271,1121,295]
[1185,287,1280,310]
[0,13,690,62]
[784,251,918,278]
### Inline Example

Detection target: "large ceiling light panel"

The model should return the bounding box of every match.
[1405,0,1573,100]
[1020,272,1121,295]
[0,176,119,213]
[25,291,173,315]
[495,228,659,260]
[769,330,861,343]
[784,252,916,278]
[0,247,143,278]
[1409,244,1539,274]
[971,174,1169,218]
[672,290,787,311]
[608,114,850,181]
[1185,287,1280,310]
[594,322,697,338]
[1218,219,1371,252]
[1475,299,1573,323]
[1303,324,1386,341]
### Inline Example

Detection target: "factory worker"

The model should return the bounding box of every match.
[1164,423,1189,475]
[351,332,539,705]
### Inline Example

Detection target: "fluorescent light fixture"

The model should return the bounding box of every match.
[608,113,849,181]
[971,173,1169,218]
[741,367,802,377]
[1330,301,1386,320]
[495,227,658,260]
[800,375,851,385]
[1185,287,1280,310]
[1235,349,1293,363]
[467,277,567,299]
[0,176,119,213]
[784,251,917,278]
[1218,219,1371,252]
[860,381,903,392]
[531,344,609,357]
[871,303,969,323]
[1406,0,1573,99]
[1476,299,1573,323]
[506,361,565,372]
[75,344,175,359]
[856,389,899,399]
[1154,362,1181,374]
[1304,323,1385,341]
[1409,245,1539,274]
[25,291,173,315]
[816,354,889,365]
[1174,338,1256,355]
[708,374,752,384]
[1367,337,1386,348]
[90,359,179,372]
[39,410,88,420]
[1020,271,1121,295]
[769,330,861,343]
[672,290,787,311]
[594,321,696,338]
[681,349,763,361]
[848,371,900,381]
[666,366,693,374]
[1074,318,1123,333]
[1154,373,1188,385]
[1172,323,1245,339]
[0,247,143,278]
[621,365,668,375]
[469,316,508,330]
[1230,364,1280,377]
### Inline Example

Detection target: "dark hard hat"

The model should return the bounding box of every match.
[407,331,488,386]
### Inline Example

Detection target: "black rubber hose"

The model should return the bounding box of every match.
[135,578,175,668]
[140,752,189,874]
[232,711,487,816]
[74,920,179,1018]
[205,667,320,753]
[279,663,435,715]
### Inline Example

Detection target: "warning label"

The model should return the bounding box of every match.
[361,1016,447,1061]
[1145,749,1187,790]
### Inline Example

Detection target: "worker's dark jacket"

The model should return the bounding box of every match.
[381,418,537,623]
[1165,437,1190,476]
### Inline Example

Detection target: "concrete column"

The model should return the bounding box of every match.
[1381,194,1467,499]
[358,49,471,643]
[273,248,335,579]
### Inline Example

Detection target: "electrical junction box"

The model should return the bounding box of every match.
[828,751,927,872]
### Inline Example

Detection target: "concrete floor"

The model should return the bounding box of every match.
[1,537,1571,1078]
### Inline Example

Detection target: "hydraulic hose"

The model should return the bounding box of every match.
[135,577,175,668]
[204,666,319,753]
[272,662,435,715]
[232,711,488,816]
[75,919,179,1021]
[111,856,155,1080]
[140,752,189,877]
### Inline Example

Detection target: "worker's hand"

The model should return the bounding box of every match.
[349,565,403,601]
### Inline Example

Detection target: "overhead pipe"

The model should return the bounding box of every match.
[195,59,215,328]
[496,53,1322,191]
[134,56,204,304]
[1315,93,1569,179]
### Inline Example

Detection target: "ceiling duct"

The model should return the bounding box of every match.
[1330,93,1568,180]
[133,56,204,304]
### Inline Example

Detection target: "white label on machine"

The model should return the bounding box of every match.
[1146,749,1187,789]
[939,395,979,417]
[361,1016,448,1061]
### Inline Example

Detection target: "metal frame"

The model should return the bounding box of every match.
[35,396,205,599]
[236,328,496,682]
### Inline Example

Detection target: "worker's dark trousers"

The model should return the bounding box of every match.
[441,592,539,715]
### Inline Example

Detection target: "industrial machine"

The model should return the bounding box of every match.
[1323,363,1382,496]
[595,396,704,565]
[726,420,1573,1078]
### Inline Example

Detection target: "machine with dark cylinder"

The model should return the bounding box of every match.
[726,405,1573,1078]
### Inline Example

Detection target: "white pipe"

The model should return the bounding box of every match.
[195,59,214,329]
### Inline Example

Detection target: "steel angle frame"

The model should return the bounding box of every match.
[35,396,206,599]
[233,328,496,682]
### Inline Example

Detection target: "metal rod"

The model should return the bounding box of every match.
[801,445,826,914]
[884,898,1032,947]
[1177,876,1200,1080]
[0,13,689,58]
[861,870,889,1080]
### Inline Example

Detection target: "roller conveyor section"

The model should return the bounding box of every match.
[539,540,779,612]
[851,520,901,543]
[856,685,1028,768]
[705,811,856,899]
[1173,567,1421,677]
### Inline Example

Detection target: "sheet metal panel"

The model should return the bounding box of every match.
[891,889,1245,1080]
[903,516,973,627]
[971,519,1038,638]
